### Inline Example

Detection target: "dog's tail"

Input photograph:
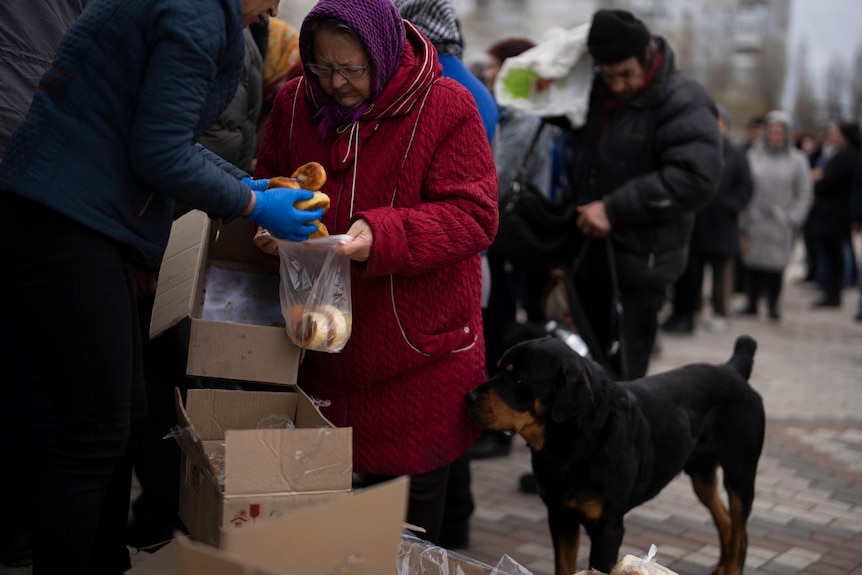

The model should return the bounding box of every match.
[727,335,757,380]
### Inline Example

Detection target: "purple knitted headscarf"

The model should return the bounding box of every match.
[299,0,406,135]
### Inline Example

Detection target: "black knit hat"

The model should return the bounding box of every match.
[587,9,651,64]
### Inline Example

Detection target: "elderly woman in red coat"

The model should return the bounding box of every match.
[253,0,498,543]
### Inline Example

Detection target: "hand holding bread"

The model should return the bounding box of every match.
[265,162,329,239]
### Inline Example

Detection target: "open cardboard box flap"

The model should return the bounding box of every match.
[175,387,352,495]
[150,210,300,385]
[127,477,409,575]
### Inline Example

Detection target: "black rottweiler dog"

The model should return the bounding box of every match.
[468,335,765,575]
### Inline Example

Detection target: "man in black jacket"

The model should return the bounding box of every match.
[519,9,721,496]
[566,9,721,379]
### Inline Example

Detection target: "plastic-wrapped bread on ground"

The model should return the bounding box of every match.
[609,545,679,575]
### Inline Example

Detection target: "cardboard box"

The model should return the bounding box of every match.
[151,209,299,385]
[127,477,522,575]
[128,478,408,575]
[175,387,353,547]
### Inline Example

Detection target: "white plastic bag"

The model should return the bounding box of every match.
[277,235,353,353]
[494,23,594,128]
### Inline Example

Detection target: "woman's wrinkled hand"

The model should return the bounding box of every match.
[253,227,279,256]
[336,218,373,262]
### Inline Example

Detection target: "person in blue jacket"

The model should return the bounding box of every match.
[0,0,324,573]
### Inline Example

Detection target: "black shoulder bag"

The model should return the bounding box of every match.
[488,120,577,268]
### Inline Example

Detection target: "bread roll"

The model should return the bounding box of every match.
[266,176,301,189]
[294,190,330,212]
[295,311,330,349]
[308,220,329,239]
[291,161,327,191]
[266,178,330,238]
[289,304,351,351]
[318,304,351,351]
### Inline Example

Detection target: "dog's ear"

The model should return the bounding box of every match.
[550,365,594,424]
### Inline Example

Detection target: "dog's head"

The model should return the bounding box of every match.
[467,336,606,451]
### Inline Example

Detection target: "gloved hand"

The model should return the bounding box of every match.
[245,188,324,242]
[241,176,270,191]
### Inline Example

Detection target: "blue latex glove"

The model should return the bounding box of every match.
[245,188,324,242]
[241,176,270,191]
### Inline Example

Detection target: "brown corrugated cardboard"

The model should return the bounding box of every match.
[175,387,352,547]
[126,478,408,575]
[150,210,300,385]
[220,477,409,575]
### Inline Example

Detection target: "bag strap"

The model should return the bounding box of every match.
[513,119,547,181]
[561,236,630,379]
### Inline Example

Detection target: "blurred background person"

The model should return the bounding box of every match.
[851,145,862,321]
[662,105,753,334]
[257,16,304,153]
[739,110,812,320]
[806,121,862,308]
[470,36,562,464]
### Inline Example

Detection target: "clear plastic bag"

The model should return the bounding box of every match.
[609,544,679,575]
[277,234,353,353]
[397,532,534,575]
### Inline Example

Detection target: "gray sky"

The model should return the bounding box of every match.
[785,0,862,108]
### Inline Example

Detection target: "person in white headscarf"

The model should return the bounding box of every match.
[740,110,812,320]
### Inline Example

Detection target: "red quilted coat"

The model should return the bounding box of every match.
[255,22,498,475]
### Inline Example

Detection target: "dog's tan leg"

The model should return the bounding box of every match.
[690,465,732,575]
[553,526,580,575]
[722,491,749,575]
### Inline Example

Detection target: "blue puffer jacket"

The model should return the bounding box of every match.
[0,0,253,269]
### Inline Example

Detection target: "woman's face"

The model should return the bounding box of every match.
[241,0,279,27]
[312,27,371,108]
[766,122,787,148]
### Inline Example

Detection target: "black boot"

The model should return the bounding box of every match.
[768,303,781,321]
[661,313,694,334]
[739,302,757,316]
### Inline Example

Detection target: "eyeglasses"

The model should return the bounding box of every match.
[306,63,368,80]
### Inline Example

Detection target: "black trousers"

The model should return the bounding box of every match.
[573,269,665,380]
[814,236,846,303]
[745,268,784,312]
[356,465,450,545]
[128,293,194,545]
[671,245,735,318]
[0,194,146,574]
